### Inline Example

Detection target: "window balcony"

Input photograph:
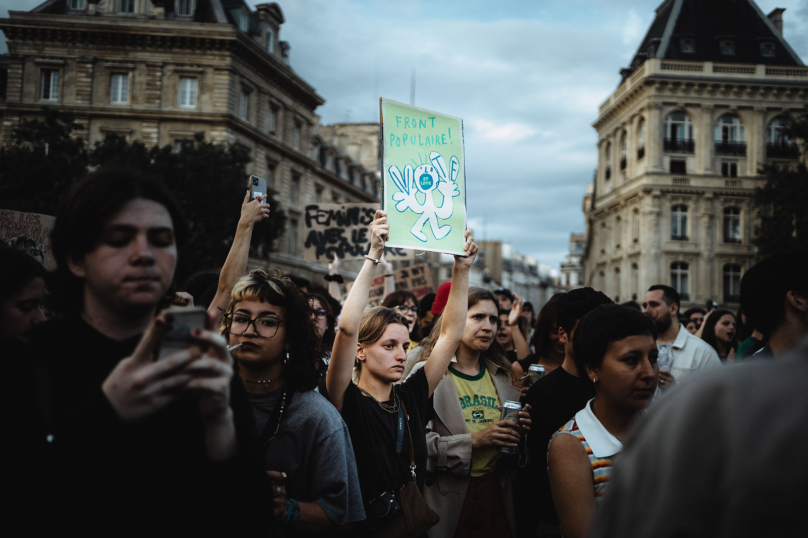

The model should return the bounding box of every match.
[663,138,694,154]
[715,141,746,156]
[766,142,800,159]
[671,235,689,242]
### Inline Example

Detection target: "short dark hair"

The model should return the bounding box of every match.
[288,275,311,291]
[418,293,436,318]
[573,304,658,374]
[682,307,706,318]
[555,287,613,335]
[647,285,680,310]
[50,168,187,311]
[741,249,808,338]
[494,287,515,302]
[0,245,47,304]
[531,293,563,357]
[523,301,534,313]
[382,290,419,311]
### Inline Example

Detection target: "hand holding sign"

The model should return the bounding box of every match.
[368,210,388,258]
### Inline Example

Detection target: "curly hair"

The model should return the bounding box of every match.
[220,269,320,391]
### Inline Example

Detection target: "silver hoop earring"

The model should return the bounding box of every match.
[284,351,289,365]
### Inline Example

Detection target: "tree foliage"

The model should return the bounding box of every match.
[752,106,808,257]
[0,111,285,285]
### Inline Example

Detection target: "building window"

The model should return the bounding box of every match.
[232,10,249,32]
[637,119,646,160]
[671,204,688,241]
[723,207,741,244]
[68,0,86,9]
[269,105,278,134]
[619,132,627,171]
[293,121,302,151]
[632,210,640,242]
[766,116,798,158]
[288,218,298,255]
[679,38,695,54]
[332,192,340,203]
[604,142,611,180]
[40,69,59,101]
[266,163,274,190]
[671,262,690,301]
[315,185,324,203]
[723,264,742,303]
[715,115,746,156]
[719,39,735,56]
[290,172,300,204]
[267,28,274,53]
[119,0,135,13]
[615,216,622,248]
[760,42,775,58]
[178,77,197,108]
[176,0,194,16]
[239,89,250,121]
[614,267,621,303]
[721,161,737,178]
[670,159,686,175]
[110,73,129,104]
[663,112,694,153]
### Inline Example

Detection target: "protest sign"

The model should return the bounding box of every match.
[380,98,467,256]
[365,263,434,307]
[0,209,57,270]
[303,203,414,262]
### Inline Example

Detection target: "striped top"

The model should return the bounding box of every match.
[552,418,615,504]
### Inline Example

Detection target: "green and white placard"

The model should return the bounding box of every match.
[380,98,467,255]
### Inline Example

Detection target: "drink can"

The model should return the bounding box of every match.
[526,364,546,388]
[498,400,523,455]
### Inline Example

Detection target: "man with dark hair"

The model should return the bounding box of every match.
[516,287,613,537]
[740,249,808,359]
[682,306,707,329]
[643,285,719,387]
[494,287,515,310]
[12,169,266,525]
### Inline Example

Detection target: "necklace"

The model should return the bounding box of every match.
[360,387,400,413]
[241,377,273,384]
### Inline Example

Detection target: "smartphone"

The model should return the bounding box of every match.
[706,300,718,310]
[158,307,208,360]
[249,175,268,202]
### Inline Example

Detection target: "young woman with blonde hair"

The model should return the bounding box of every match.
[326,210,478,534]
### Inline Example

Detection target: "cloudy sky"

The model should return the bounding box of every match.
[2,0,807,269]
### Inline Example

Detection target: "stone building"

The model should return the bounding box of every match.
[560,233,586,291]
[582,0,807,309]
[0,0,380,281]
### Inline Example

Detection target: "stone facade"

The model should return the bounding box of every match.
[560,233,586,290]
[582,0,808,309]
[0,1,380,282]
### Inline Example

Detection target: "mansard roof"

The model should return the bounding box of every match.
[623,0,804,81]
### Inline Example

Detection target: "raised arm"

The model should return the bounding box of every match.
[207,191,270,325]
[326,210,388,412]
[423,231,478,396]
[380,253,396,299]
[509,295,530,361]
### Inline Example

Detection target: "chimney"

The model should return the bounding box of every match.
[767,8,785,36]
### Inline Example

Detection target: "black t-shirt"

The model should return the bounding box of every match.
[15,315,267,526]
[341,367,431,505]
[516,352,538,373]
[505,349,518,364]
[515,366,595,530]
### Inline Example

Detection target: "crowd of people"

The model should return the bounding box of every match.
[2,167,806,536]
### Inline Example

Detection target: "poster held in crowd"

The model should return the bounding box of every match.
[380,98,467,256]
[365,263,434,307]
[303,203,414,262]
[0,209,56,270]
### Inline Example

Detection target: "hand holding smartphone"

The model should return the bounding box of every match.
[249,175,268,202]
[158,307,208,360]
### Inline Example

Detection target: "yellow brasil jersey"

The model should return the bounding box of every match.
[449,364,502,477]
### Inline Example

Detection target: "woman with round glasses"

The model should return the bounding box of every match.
[308,292,337,393]
[382,290,421,347]
[222,270,365,534]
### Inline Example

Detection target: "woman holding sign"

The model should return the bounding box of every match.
[326,210,478,535]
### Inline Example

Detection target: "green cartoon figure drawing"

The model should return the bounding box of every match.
[388,151,461,242]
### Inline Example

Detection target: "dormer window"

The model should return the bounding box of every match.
[176,0,195,17]
[720,39,735,56]
[760,41,776,58]
[118,0,135,13]
[232,10,249,32]
[679,37,695,54]
[68,0,86,10]
[267,28,275,54]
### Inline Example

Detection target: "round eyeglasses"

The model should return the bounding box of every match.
[225,313,284,338]
[396,304,418,315]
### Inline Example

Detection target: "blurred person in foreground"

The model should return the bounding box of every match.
[740,249,808,359]
[643,285,720,388]
[588,335,808,538]
[548,305,658,538]
[0,245,47,338]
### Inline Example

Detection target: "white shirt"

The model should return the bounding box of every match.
[666,323,722,382]
[575,399,622,458]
